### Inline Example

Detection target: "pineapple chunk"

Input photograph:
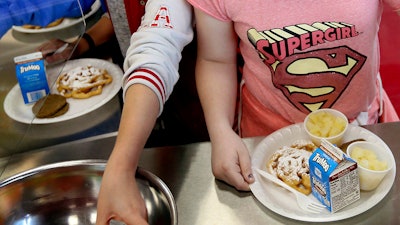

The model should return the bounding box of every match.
[350,146,388,171]
[306,111,347,137]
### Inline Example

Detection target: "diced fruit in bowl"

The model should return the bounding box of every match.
[346,141,393,191]
[350,146,388,171]
[304,109,348,146]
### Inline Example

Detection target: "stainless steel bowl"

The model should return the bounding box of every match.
[0,160,177,225]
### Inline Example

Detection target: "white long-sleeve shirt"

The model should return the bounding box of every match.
[117,0,194,115]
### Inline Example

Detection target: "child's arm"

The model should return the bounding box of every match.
[194,8,254,190]
[96,0,194,224]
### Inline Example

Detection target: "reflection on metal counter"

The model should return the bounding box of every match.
[0,93,121,157]
[0,3,117,157]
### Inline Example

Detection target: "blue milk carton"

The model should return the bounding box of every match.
[14,52,50,104]
[309,139,360,213]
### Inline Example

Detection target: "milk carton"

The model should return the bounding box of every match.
[309,139,360,212]
[14,52,49,104]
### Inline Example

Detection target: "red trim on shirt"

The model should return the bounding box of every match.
[127,68,166,102]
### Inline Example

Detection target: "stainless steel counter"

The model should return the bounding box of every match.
[1,122,399,225]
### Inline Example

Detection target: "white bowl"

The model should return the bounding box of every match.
[304,108,348,146]
[346,141,393,191]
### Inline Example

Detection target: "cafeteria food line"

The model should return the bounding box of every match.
[1,1,399,223]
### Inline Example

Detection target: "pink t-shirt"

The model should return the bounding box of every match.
[188,0,400,136]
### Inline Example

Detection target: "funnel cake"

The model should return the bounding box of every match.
[22,18,64,29]
[56,65,112,99]
[267,140,317,195]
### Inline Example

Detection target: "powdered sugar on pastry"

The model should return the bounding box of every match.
[59,66,105,89]
[267,140,317,195]
[269,147,311,183]
[56,65,113,99]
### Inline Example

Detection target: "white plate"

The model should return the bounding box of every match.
[250,123,396,222]
[4,58,123,124]
[12,0,101,34]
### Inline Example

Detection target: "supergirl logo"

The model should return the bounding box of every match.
[248,21,359,64]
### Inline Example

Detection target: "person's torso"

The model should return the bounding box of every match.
[237,1,383,122]
[191,0,400,122]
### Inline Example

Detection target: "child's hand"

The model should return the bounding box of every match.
[96,161,148,225]
[210,129,255,191]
